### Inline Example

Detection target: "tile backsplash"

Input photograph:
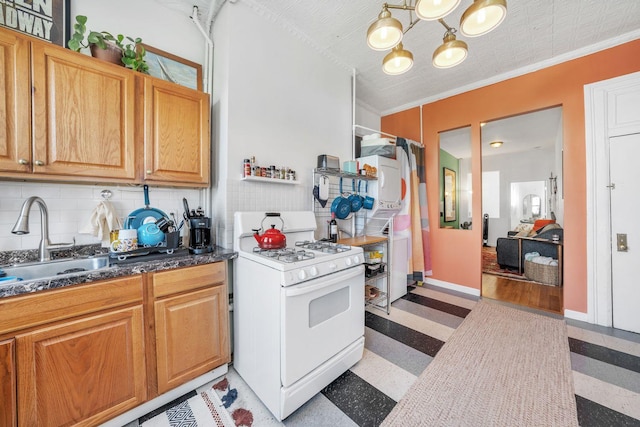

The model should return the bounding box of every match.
[0,182,203,251]
[1,177,319,252]
[216,179,311,248]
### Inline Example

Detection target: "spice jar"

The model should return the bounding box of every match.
[243,159,251,177]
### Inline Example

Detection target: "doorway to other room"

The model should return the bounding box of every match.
[480,107,564,314]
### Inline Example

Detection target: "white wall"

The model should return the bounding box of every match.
[71,0,204,64]
[356,101,381,133]
[482,147,556,246]
[212,1,353,247]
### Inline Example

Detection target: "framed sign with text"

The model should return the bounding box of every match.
[0,0,70,47]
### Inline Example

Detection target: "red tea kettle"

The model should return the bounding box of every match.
[253,213,286,249]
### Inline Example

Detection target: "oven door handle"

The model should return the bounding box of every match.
[284,265,364,297]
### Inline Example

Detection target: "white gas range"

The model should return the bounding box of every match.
[233,211,365,421]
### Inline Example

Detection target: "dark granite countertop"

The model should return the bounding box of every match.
[0,245,237,299]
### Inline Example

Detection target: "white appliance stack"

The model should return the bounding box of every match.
[232,211,365,421]
[356,154,408,302]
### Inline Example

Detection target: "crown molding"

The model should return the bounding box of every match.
[381,29,640,116]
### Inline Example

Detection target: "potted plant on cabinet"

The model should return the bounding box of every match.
[67,15,149,73]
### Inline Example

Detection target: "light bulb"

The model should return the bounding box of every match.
[476,8,486,24]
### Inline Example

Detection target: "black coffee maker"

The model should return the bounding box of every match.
[183,198,213,254]
[188,216,213,254]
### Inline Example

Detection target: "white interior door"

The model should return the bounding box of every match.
[610,133,640,333]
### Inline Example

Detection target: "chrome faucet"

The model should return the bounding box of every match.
[11,196,75,262]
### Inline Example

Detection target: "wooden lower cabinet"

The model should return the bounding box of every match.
[15,306,146,427]
[155,285,229,394]
[0,261,229,426]
[0,339,16,427]
[152,262,230,395]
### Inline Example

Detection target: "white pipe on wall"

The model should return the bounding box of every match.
[191,5,216,220]
[352,68,356,161]
[191,6,214,94]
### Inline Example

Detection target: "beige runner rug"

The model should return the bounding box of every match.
[382,300,578,427]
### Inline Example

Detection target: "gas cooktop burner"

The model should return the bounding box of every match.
[252,247,315,263]
[295,240,352,253]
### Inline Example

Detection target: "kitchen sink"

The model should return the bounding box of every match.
[0,256,110,283]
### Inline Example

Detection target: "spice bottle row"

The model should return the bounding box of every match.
[243,157,296,181]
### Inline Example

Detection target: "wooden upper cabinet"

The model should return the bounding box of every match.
[0,29,31,174]
[30,41,136,180]
[140,76,210,186]
[0,27,210,186]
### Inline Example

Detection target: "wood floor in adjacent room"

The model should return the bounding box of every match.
[482,273,563,314]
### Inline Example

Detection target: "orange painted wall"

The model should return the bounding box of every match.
[382,39,640,314]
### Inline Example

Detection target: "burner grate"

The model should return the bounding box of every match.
[295,240,352,253]
[252,247,315,263]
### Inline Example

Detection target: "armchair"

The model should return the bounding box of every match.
[496,224,563,270]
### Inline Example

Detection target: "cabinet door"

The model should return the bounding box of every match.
[30,41,136,180]
[0,29,30,174]
[16,306,146,427]
[155,286,229,394]
[141,77,210,185]
[0,339,16,427]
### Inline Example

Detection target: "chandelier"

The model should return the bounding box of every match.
[367,0,507,75]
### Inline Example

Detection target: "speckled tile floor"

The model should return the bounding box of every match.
[130,284,640,426]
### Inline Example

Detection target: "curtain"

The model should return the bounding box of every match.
[395,138,432,279]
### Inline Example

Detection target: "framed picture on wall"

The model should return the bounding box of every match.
[444,167,456,222]
[0,0,71,47]
[141,44,203,91]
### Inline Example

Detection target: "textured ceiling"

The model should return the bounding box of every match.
[159,0,640,115]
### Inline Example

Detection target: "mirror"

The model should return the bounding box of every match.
[524,194,541,219]
[510,182,546,228]
[444,168,456,222]
[481,106,563,246]
[439,126,472,230]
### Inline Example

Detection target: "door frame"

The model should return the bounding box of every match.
[584,71,640,327]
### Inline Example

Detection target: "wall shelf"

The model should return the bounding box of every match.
[313,169,393,314]
[241,175,299,185]
[314,168,377,181]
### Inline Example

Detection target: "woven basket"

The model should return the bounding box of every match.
[524,260,559,286]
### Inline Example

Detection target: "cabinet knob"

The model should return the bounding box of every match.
[146,170,152,174]
[34,160,44,166]
[18,158,29,165]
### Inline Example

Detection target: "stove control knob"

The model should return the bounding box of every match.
[354,255,362,264]
[298,270,307,280]
[345,257,353,266]
[309,266,319,276]
[328,263,337,271]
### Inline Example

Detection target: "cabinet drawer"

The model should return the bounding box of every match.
[152,262,226,298]
[0,275,143,336]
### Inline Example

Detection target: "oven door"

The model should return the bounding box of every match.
[281,265,364,387]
